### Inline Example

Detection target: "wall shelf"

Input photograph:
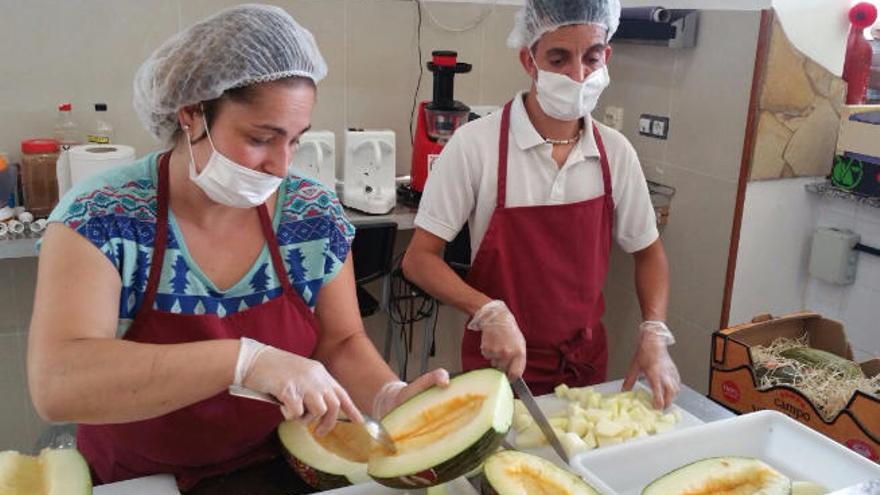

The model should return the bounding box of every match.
[805,180,880,209]
[0,238,38,260]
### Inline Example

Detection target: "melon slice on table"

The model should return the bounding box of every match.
[279,419,372,491]
[481,450,600,495]
[368,368,514,489]
[642,456,791,495]
[0,448,91,495]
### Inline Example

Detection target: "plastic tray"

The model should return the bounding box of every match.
[571,410,880,495]
[506,379,704,468]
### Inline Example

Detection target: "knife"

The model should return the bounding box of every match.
[510,377,569,464]
[827,479,880,495]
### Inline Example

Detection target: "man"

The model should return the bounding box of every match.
[402,0,681,408]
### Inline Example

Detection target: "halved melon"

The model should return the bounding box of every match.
[482,450,600,495]
[642,456,791,495]
[278,420,372,491]
[368,368,514,488]
[0,448,91,494]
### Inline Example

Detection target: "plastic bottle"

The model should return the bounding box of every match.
[843,3,878,105]
[87,103,114,144]
[54,103,81,151]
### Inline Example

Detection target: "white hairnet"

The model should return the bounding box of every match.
[134,3,327,143]
[508,0,622,49]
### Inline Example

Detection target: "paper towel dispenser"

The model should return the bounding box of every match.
[614,9,699,49]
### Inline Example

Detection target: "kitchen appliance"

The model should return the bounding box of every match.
[340,129,396,214]
[408,50,472,198]
[289,130,335,188]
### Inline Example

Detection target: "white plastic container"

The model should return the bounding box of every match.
[289,130,336,188]
[571,410,880,495]
[340,129,396,214]
[505,379,705,469]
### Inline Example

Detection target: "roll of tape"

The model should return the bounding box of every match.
[8,220,25,235]
[17,211,34,223]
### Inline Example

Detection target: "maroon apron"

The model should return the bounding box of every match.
[77,152,319,490]
[461,100,613,396]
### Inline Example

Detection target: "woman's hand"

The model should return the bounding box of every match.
[242,344,362,435]
[372,368,451,418]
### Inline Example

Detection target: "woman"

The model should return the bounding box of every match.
[27,5,447,493]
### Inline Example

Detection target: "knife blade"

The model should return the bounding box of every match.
[827,479,880,495]
[510,377,569,464]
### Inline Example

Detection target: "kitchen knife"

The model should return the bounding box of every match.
[510,377,569,464]
[826,479,880,495]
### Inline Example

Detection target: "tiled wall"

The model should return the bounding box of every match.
[730,179,880,363]
[1,0,530,175]
[0,0,528,453]
[0,3,766,453]
[597,10,762,392]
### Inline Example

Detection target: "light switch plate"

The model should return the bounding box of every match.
[639,114,670,140]
[604,106,624,131]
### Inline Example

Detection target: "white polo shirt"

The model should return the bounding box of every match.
[415,92,658,260]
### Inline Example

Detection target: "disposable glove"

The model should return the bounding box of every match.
[468,300,527,380]
[622,322,681,409]
[235,337,362,435]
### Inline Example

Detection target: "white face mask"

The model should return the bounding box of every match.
[534,62,611,121]
[186,114,283,208]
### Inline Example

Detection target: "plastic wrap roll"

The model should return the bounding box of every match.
[621,7,671,23]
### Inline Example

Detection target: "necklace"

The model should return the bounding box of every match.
[543,134,580,145]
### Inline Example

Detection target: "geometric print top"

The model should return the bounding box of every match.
[46,151,355,338]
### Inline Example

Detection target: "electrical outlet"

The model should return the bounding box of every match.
[639,117,652,135]
[639,114,670,140]
[604,106,624,131]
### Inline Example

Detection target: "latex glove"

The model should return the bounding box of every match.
[622,322,681,410]
[468,300,526,380]
[235,338,362,435]
[372,369,451,419]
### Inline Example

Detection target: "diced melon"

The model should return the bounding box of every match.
[791,480,828,495]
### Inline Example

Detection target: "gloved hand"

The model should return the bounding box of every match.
[372,369,451,419]
[468,300,526,380]
[235,338,362,435]
[622,321,681,410]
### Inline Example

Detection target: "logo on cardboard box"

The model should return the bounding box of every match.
[773,390,812,423]
[722,381,740,402]
[846,439,878,461]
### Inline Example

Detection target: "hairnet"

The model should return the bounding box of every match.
[507,0,622,49]
[134,3,327,143]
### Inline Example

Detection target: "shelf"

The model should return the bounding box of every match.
[0,238,38,260]
[805,180,880,209]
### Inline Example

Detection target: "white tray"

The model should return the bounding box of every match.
[315,476,478,494]
[506,379,704,469]
[571,410,880,495]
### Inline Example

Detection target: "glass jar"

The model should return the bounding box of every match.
[20,139,60,218]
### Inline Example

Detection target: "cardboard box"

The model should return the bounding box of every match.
[837,105,880,159]
[709,312,880,462]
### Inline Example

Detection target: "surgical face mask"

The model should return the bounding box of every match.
[185,114,283,208]
[533,60,611,121]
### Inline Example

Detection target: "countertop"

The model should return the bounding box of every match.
[92,381,732,494]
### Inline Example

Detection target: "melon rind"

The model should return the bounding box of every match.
[641,456,791,495]
[278,420,369,490]
[368,368,514,488]
[482,450,600,495]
